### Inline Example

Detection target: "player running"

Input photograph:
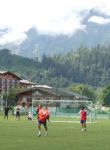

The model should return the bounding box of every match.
[37,105,48,137]
[44,106,50,122]
[79,107,88,132]
[36,104,42,115]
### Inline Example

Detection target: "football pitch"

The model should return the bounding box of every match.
[0,116,110,150]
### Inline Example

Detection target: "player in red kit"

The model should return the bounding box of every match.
[44,106,50,122]
[36,104,42,114]
[37,105,48,137]
[79,107,87,132]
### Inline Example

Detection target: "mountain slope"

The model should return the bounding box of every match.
[0,9,110,58]
[0,45,110,87]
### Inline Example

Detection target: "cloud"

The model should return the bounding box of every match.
[88,16,110,25]
[0,0,110,44]
[94,0,110,16]
[0,31,27,45]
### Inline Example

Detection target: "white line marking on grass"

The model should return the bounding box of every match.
[32,119,97,124]
[50,121,96,123]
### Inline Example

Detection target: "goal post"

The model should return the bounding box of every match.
[31,99,95,123]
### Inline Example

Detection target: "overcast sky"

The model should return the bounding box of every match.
[0,0,110,44]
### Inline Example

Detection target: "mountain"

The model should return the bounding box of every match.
[0,9,110,59]
[0,44,110,87]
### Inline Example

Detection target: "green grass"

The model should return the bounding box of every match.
[0,115,110,150]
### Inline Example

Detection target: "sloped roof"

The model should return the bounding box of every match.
[0,70,22,80]
[0,71,8,74]
[20,79,35,85]
[17,85,88,99]
[34,84,52,88]
[36,87,75,97]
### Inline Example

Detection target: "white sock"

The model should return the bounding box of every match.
[46,131,48,135]
[39,131,41,135]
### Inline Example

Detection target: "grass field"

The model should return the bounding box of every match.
[0,115,110,150]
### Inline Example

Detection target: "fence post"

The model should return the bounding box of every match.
[95,108,97,120]
[108,107,110,119]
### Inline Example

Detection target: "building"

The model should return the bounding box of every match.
[0,71,22,95]
[19,79,35,88]
[0,71,35,99]
[0,70,89,108]
[0,70,36,106]
[17,85,88,107]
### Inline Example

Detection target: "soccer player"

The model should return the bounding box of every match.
[44,106,50,122]
[79,107,87,132]
[28,111,32,121]
[36,104,42,114]
[16,105,21,120]
[3,106,9,120]
[37,105,48,137]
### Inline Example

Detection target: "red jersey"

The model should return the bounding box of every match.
[38,108,47,122]
[80,110,87,121]
[45,109,50,119]
[36,105,42,114]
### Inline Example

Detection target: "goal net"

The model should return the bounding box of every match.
[31,99,95,123]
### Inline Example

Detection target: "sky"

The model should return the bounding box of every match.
[0,0,110,44]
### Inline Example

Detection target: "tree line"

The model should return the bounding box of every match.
[1,44,110,105]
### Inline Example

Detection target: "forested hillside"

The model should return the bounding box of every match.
[0,49,39,78]
[0,45,110,87]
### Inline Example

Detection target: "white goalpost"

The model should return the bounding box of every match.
[31,99,95,123]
